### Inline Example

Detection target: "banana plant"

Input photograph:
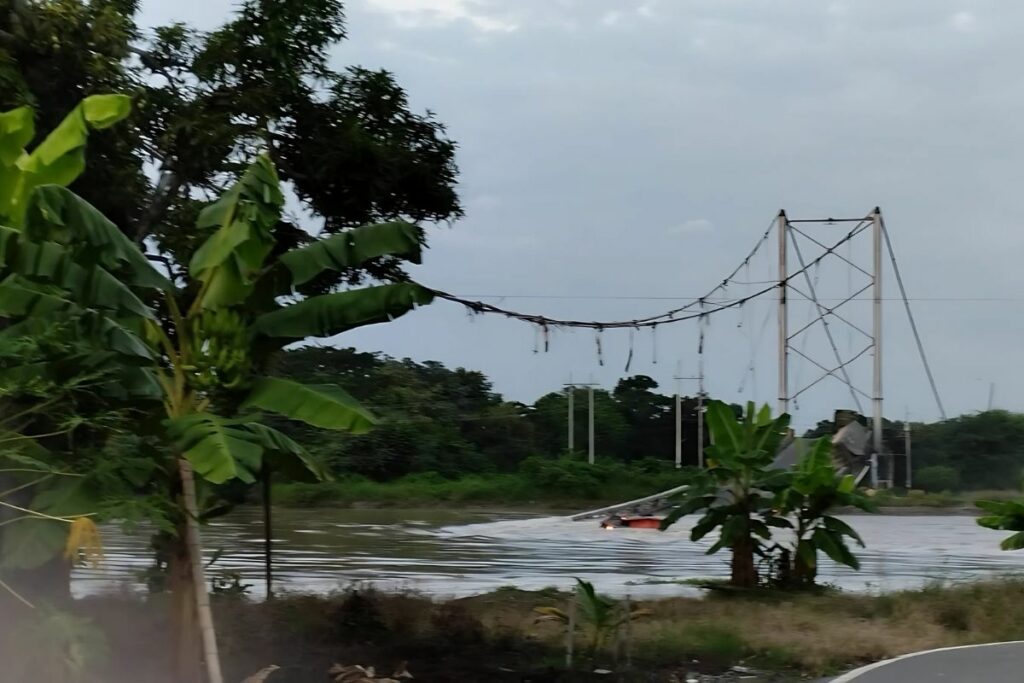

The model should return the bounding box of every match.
[774,438,876,587]
[148,152,433,486]
[660,401,792,588]
[0,94,132,226]
[138,152,432,683]
[976,499,1024,550]
[0,96,172,581]
[0,97,435,682]
[535,578,650,665]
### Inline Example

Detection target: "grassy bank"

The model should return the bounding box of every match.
[273,457,688,508]
[274,466,1023,512]
[873,488,1020,509]
[14,578,1024,682]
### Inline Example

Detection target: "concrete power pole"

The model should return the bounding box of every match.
[567,382,597,463]
[565,384,575,453]
[698,372,706,469]
[904,420,912,489]
[674,370,701,469]
[588,385,595,465]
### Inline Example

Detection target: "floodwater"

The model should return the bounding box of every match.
[73,508,1024,599]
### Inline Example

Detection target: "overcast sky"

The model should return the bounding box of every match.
[140,0,1024,429]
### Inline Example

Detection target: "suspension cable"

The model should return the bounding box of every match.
[880,216,947,420]
[430,220,867,330]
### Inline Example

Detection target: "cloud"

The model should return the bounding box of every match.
[826,2,848,19]
[601,10,622,27]
[365,0,518,33]
[949,10,977,32]
[138,0,1024,422]
[667,219,715,235]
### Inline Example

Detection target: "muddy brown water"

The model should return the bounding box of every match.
[73,508,1024,599]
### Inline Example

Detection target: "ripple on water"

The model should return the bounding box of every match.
[72,509,1024,600]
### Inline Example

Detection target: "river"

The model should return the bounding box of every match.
[72,508,1024,599]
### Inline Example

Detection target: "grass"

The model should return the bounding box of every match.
[872,488,1020,509]
[627,577,1024,674]
[461,577,1024,676]
[274,460,1024,511]
[14,578,1024,682]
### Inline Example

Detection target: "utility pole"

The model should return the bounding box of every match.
[697,371,706,469]
[589,386,597,464]
[567,381,598,463]
[777,210,789,416]
[904,420,912,489]
[987,382,995,411]
[871,208,884,488]
[674,368,701,469]
[565,383,575,453]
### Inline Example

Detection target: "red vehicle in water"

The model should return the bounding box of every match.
[600,514,663,529]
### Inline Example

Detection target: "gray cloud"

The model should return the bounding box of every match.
[139,0,1022,428]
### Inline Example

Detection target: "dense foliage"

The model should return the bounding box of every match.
[0,0,461,281]
[661,402,875,589]
[909,411,1024,490]
[269,347,712,481]
[273,348,1024,494]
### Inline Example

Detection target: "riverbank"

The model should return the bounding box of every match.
[14,578,1024,682]
[272,471,1018,514]
[272,461,688,510]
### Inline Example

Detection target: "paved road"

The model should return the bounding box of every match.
[832,641,1024,682]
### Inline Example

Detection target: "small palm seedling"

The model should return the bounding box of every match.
[535,578,650,665]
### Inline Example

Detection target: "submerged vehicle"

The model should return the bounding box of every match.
[600,514,663,529]
[599,498,673,529]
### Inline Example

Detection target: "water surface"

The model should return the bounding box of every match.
[73,508,1024,599]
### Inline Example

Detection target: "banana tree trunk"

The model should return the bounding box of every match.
[174,458,224,683]
[169,534,201,683]
[730,533,758,589]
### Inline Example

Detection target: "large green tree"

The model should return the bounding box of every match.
[0,93,438,680]
[0,0,461,280]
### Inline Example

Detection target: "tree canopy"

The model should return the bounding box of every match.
[0,0,461,281]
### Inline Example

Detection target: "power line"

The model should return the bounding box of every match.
[428,220,869,330]
[448,294,1024,303]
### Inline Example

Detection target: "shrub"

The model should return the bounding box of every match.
[330,589,388,641]
[430,603,485,645]
[915,465,961,492]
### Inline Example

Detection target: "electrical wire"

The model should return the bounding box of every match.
[428,220,869,330]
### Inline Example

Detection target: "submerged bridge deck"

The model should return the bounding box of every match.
[568,421,873,522]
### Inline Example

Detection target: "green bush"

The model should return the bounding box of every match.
[273,456,687,507]
[915,465,961,492]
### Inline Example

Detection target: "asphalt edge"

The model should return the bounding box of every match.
[830,640,1024,682]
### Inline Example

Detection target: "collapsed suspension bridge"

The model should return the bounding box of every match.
[262,207,947,594]
[426,207,946,490]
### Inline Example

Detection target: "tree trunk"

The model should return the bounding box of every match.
[169,525,202,683]
[730,536,758,589]
[793,549,817,587]
[170,458,224,683]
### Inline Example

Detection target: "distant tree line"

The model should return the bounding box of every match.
[803,410,1024,492]
[270,348,712,480]
[272,348,1024,491]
